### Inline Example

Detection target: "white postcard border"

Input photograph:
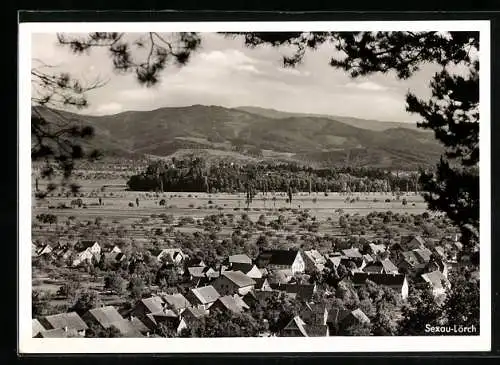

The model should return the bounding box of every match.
[18,20,491,353]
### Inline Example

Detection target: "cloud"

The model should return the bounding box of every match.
[345,81,389,91]
[93,102,124,115]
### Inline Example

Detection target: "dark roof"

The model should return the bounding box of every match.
[221,270,256,287]
[36,328,79,338]
[380,258,399,273]
[351,272,406,287]
[161,293,191,311]
[189,285,220,304]
[32,319,47,337]
[256,250,300,267]
[214,295,244,314]
[182,306,209,319]
[41,312,88,331]
[278,283,316,300]
[342,248,363,259]
[229,254,252,264]
[85,306,124,327]
[305,324,329,336]
[129,317,150,334]
[75,240,99,251]
[139,296,164,314]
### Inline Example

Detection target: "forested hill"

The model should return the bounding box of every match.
[34,104,443,169]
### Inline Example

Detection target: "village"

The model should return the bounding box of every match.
[32,217,472,338]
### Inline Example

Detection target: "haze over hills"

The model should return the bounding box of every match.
[34,104,442,169]
[236,106,423,132]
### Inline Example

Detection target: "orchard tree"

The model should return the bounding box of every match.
[226,31,479,249]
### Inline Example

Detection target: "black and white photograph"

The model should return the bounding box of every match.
[18,20,491,353]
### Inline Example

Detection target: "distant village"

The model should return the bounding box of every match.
[31,231,474,338]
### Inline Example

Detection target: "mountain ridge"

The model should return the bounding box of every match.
[34,104,442,169]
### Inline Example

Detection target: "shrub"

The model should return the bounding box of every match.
[128,202,134,207]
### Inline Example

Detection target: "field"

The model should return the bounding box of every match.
[33,179,429,224]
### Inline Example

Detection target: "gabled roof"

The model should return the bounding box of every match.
[231,262,254,274]
[280,283,316,300]
[139,296,165,314]
[129,317,150,334]
[342,248,363,259]
[304,249,326,264]
[284,316,308,337]
[221,270,256,288]
[214,295,244,314]
[189,285,220,304]
[229,254,252,265]
[75,240,99,252]
[413,248,432,263]
[36,328,78,338]
[421,270,450,290]
[363,254,375,263]
[32,318,47,337]
[107,318,143,337]
[327,256,342,268]
[380,258,399,273]
[182,306,209,319]
[369,243,386,254]
[187,266,208,278]
[86,306,124,328]
[161,293,191,311]
[256,249,300,267]
[41,312,88,331]
[351,272,407,287]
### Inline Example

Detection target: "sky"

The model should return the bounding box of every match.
[31,32,444,123]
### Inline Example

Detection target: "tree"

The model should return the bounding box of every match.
[104,272,127,295]
[71,290,101,316]
[398,286,442,335]
[85,324,122,338]
[34,32,202,195]
[128,275,145,300]
[230,31,479,249]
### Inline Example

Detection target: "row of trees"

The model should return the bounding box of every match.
[127,158,422,194]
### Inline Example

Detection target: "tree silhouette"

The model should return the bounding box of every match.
[229,31,479,249]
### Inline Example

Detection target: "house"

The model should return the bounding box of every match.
[401,235,426,250]
[129,316,151,336]
[102,251,126,268]
[211,295,249,314]
[185,285,221,309]
[303,249,327,273]
[368,243,386,256]
[185,266,219,286]
[281,303,329,337]
[31,243,38,257]
[184,258,206,268]
[228,254,252,266]
[72,241,101,267]
[338,308,371,334]
[212,270,256,296]
[38,312,88,337]
[425,257,449,278]
[82,306,141,337]
[363,258,399,274]
[32,318,47,337]
[110,245,122,254]
[281,316,309,337]
[36,244,53,257]
[254,278,273,291]
[421,270,451,297]
[35,328,80,338]
[399,247,433,273]
[348,272,409,299]
[160,293,191,314]
[272,283,317,301]
[327,307,371,335]
[340,248,365,268]
[130,296,165,322]
[177,306,209,334]
[157,248,187,265]
[326,255,342,270]
[256,249,305,274]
